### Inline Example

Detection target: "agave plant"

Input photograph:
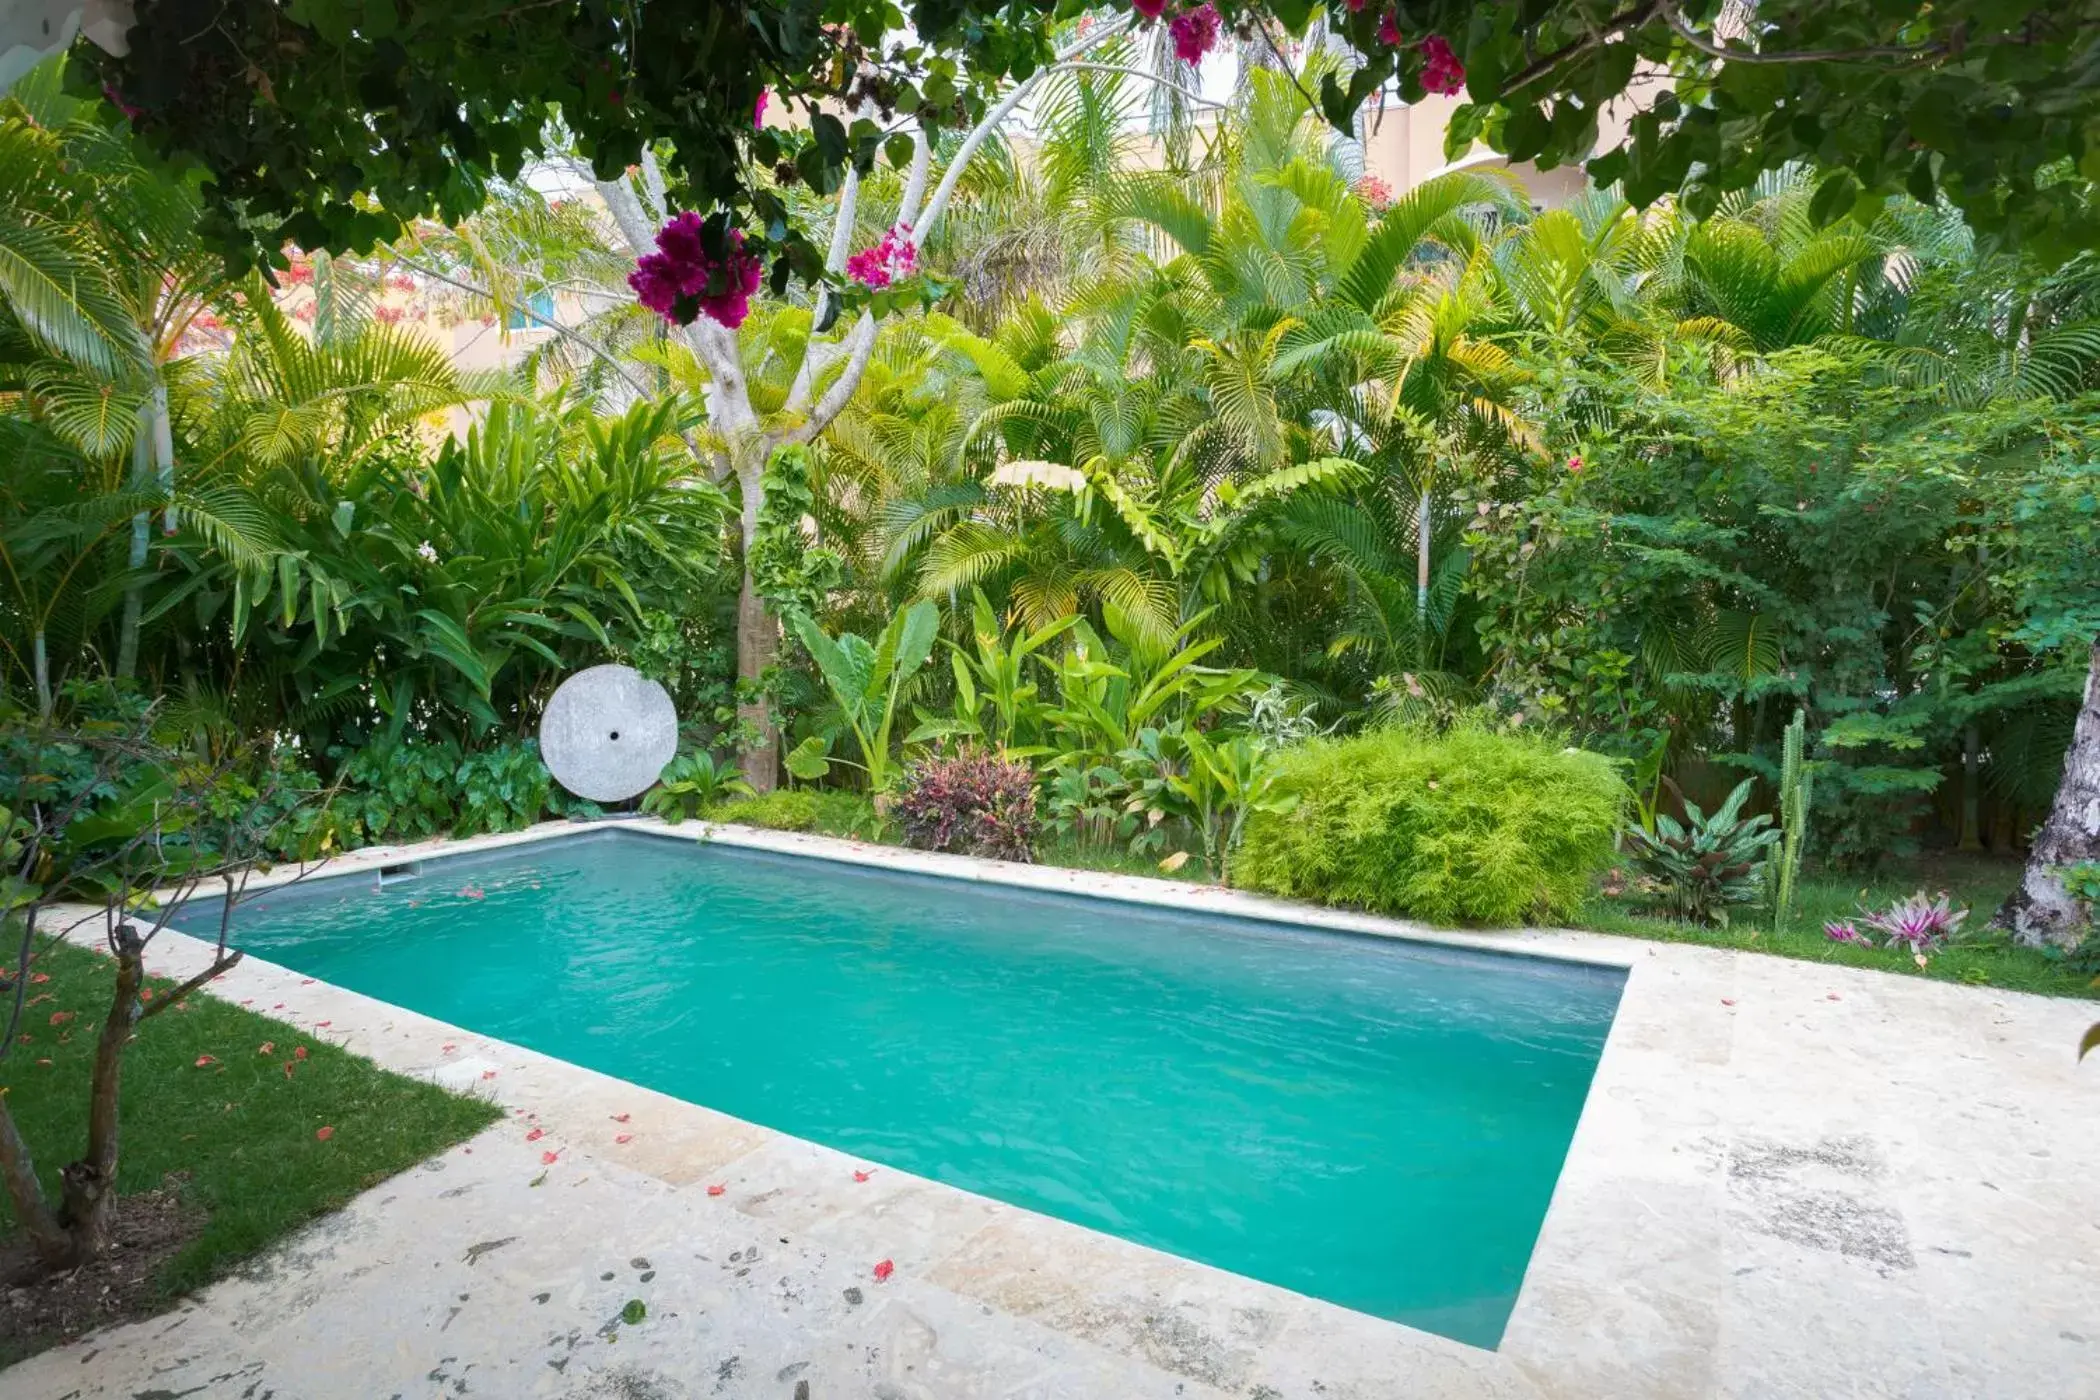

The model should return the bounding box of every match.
[1623,778,1779,927]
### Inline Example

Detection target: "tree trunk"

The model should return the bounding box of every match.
[0,1088,69,1273]
[56,938,144,1257]
[1958,722,1984,851]
[735,466,781,793]
[1416,484,1432,627]
[113,386,173,682]
[1993,634,2100,949]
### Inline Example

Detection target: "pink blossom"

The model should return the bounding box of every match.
[1353,173,1393,209]
[1567,455,1582,472]
[1132,0,1169,17]
[1346,0,1367,11]
[1377,11,1401,46]
[629,214,766,328]
[1420,34,1467,95]
[847,223,919,290]
[754,90,770,129]
[1168,3,1222,63]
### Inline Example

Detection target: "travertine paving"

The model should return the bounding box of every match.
[11,821,2099,1399]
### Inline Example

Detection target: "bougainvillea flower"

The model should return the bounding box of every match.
[258,1042,275,1055]
[1168,3,1221,62]
[294,1046,309,1059]
[541,1150,560,1164]
[611,1113,631,1123]
[706,1183,726,1196]
[614,1133,633,1144]
[316,1126,334,1141]
[194,1054,217,1067]
[754,90,770,129]
[525,1127,545,1142]
[631,214,766,328]
[1378,11,1401,45]
[29,972,48,985]
[847,223,919,290]
[872,1259,895,1282]
[1420,34,1466,95]
[853,1170,872,1183]
[1131,0,1168,17]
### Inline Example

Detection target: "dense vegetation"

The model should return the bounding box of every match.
[4,56,2096,974]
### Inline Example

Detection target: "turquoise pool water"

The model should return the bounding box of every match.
[182,830,1621,1347]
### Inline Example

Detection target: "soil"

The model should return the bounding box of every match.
[0,1182,203,1366]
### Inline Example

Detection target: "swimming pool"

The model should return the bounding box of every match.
[178,829,1622,1348]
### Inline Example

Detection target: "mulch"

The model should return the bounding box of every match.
[0,1181,203,1365]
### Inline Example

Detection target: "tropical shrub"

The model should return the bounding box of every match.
[1622,779,1779,926]
[785,600,941,792]
[1235,724,1627,925]
[702,789,877,838]
[328,736,573,844]
[892,747,1039,862]
[641,750,755,822]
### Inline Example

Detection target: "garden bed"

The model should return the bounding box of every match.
[0,940,502,1365]
[693,797,2099,1001]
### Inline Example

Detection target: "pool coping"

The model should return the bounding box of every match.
[37,818,2100,1397]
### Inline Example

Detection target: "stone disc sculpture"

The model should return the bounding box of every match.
[539,664,678,803]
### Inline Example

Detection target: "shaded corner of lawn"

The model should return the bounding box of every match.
[0,938,503,1302]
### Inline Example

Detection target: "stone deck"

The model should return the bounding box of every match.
[9,821,2098,1399]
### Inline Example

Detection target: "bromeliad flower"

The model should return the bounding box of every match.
[1823,919,1870,947]
[1860,891,1968,953]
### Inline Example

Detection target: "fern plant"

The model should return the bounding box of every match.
[1765,709,1813,930]
[1624,778,1779,927]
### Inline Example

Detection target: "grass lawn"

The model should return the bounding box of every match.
[0,937,502,1362]
[1580,850,2100,1000]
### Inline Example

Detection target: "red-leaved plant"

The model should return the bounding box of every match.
[892,747,1039,863]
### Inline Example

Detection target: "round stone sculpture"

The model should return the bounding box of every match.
[539,664,679,803]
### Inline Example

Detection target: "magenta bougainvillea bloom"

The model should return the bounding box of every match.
[1168,3,1222,62]
[1377,10,1401,46]
[629,213,765,328]
[1420,34,1467,95]
[754,90,769,129]
[1345,0,1367,11]
[846,223,919,290]
[1131,0,1169,18]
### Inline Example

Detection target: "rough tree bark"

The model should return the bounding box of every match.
[1993,634,2100,949]
[55,926,147,1253]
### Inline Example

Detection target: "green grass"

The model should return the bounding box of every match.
[1579,851,2100,1000]
[0,939,502,1300]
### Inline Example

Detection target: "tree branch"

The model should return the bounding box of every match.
[1657,1,1950,65]
[136,950,244,1021]
[390,253,659,404]
[1062,63,1227,110]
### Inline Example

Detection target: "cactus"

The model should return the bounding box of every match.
[1768,708,1813,930]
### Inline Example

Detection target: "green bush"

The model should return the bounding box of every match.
[703,789,878,838]
[1235,725,1628,926]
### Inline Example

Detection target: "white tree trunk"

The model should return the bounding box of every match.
[1994,635,2100,949]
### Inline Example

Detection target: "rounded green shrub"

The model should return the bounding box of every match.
[1235,724,1628,926]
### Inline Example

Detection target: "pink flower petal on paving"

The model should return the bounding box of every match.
[614,1134,633,1145]
[853,1170,872,1183]
[525,1128,545,1142]
[611,1113,630,1123]
[541,1150,560,1164]
[706,1184,725,1197]
[872,1259,895,1282]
